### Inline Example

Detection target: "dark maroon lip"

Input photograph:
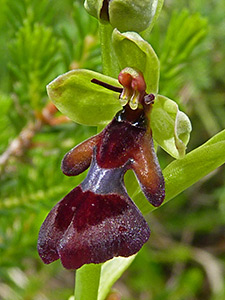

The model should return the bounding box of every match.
[38,184,150,270]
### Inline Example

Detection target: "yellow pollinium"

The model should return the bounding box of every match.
[119,88,141,110]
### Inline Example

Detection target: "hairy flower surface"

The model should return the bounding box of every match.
[38,68,165,269]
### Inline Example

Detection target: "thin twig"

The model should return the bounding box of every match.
[0,120,42,166]
[0,103,69,170]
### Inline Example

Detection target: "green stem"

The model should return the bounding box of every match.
[74,264,102,300]
[99,23,120,77]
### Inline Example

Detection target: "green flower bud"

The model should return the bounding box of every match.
[84,0,163,32]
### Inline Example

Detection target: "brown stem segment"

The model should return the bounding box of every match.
[0,102,68,171]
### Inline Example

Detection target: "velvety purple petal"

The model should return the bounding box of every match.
[56,188,150,269]
[96,118,146,168]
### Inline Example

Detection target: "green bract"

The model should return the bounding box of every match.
[84,0,164,33]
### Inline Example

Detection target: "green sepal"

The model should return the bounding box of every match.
[112,29,159,93]
[47,69,121,126]
[151,95,192,159]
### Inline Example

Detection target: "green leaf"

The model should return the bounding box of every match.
[47,69,121,126]
[163,129,225,202]
[98,255,136,300]
[133,129,225,215]
[151,95,192,159]
[75,264,101,300]
[112,29,160,93]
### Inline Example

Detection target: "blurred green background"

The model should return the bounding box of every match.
[0,0,224,299]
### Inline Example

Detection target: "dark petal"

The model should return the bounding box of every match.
[61,134,102,176]
[131,130,165,207]
[37,186,83,264]
[96,118,146,168]
[57,189,150,269]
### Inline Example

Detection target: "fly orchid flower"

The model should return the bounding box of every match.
[38,67,165,270]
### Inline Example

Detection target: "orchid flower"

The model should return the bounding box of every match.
[38,68,165,269]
